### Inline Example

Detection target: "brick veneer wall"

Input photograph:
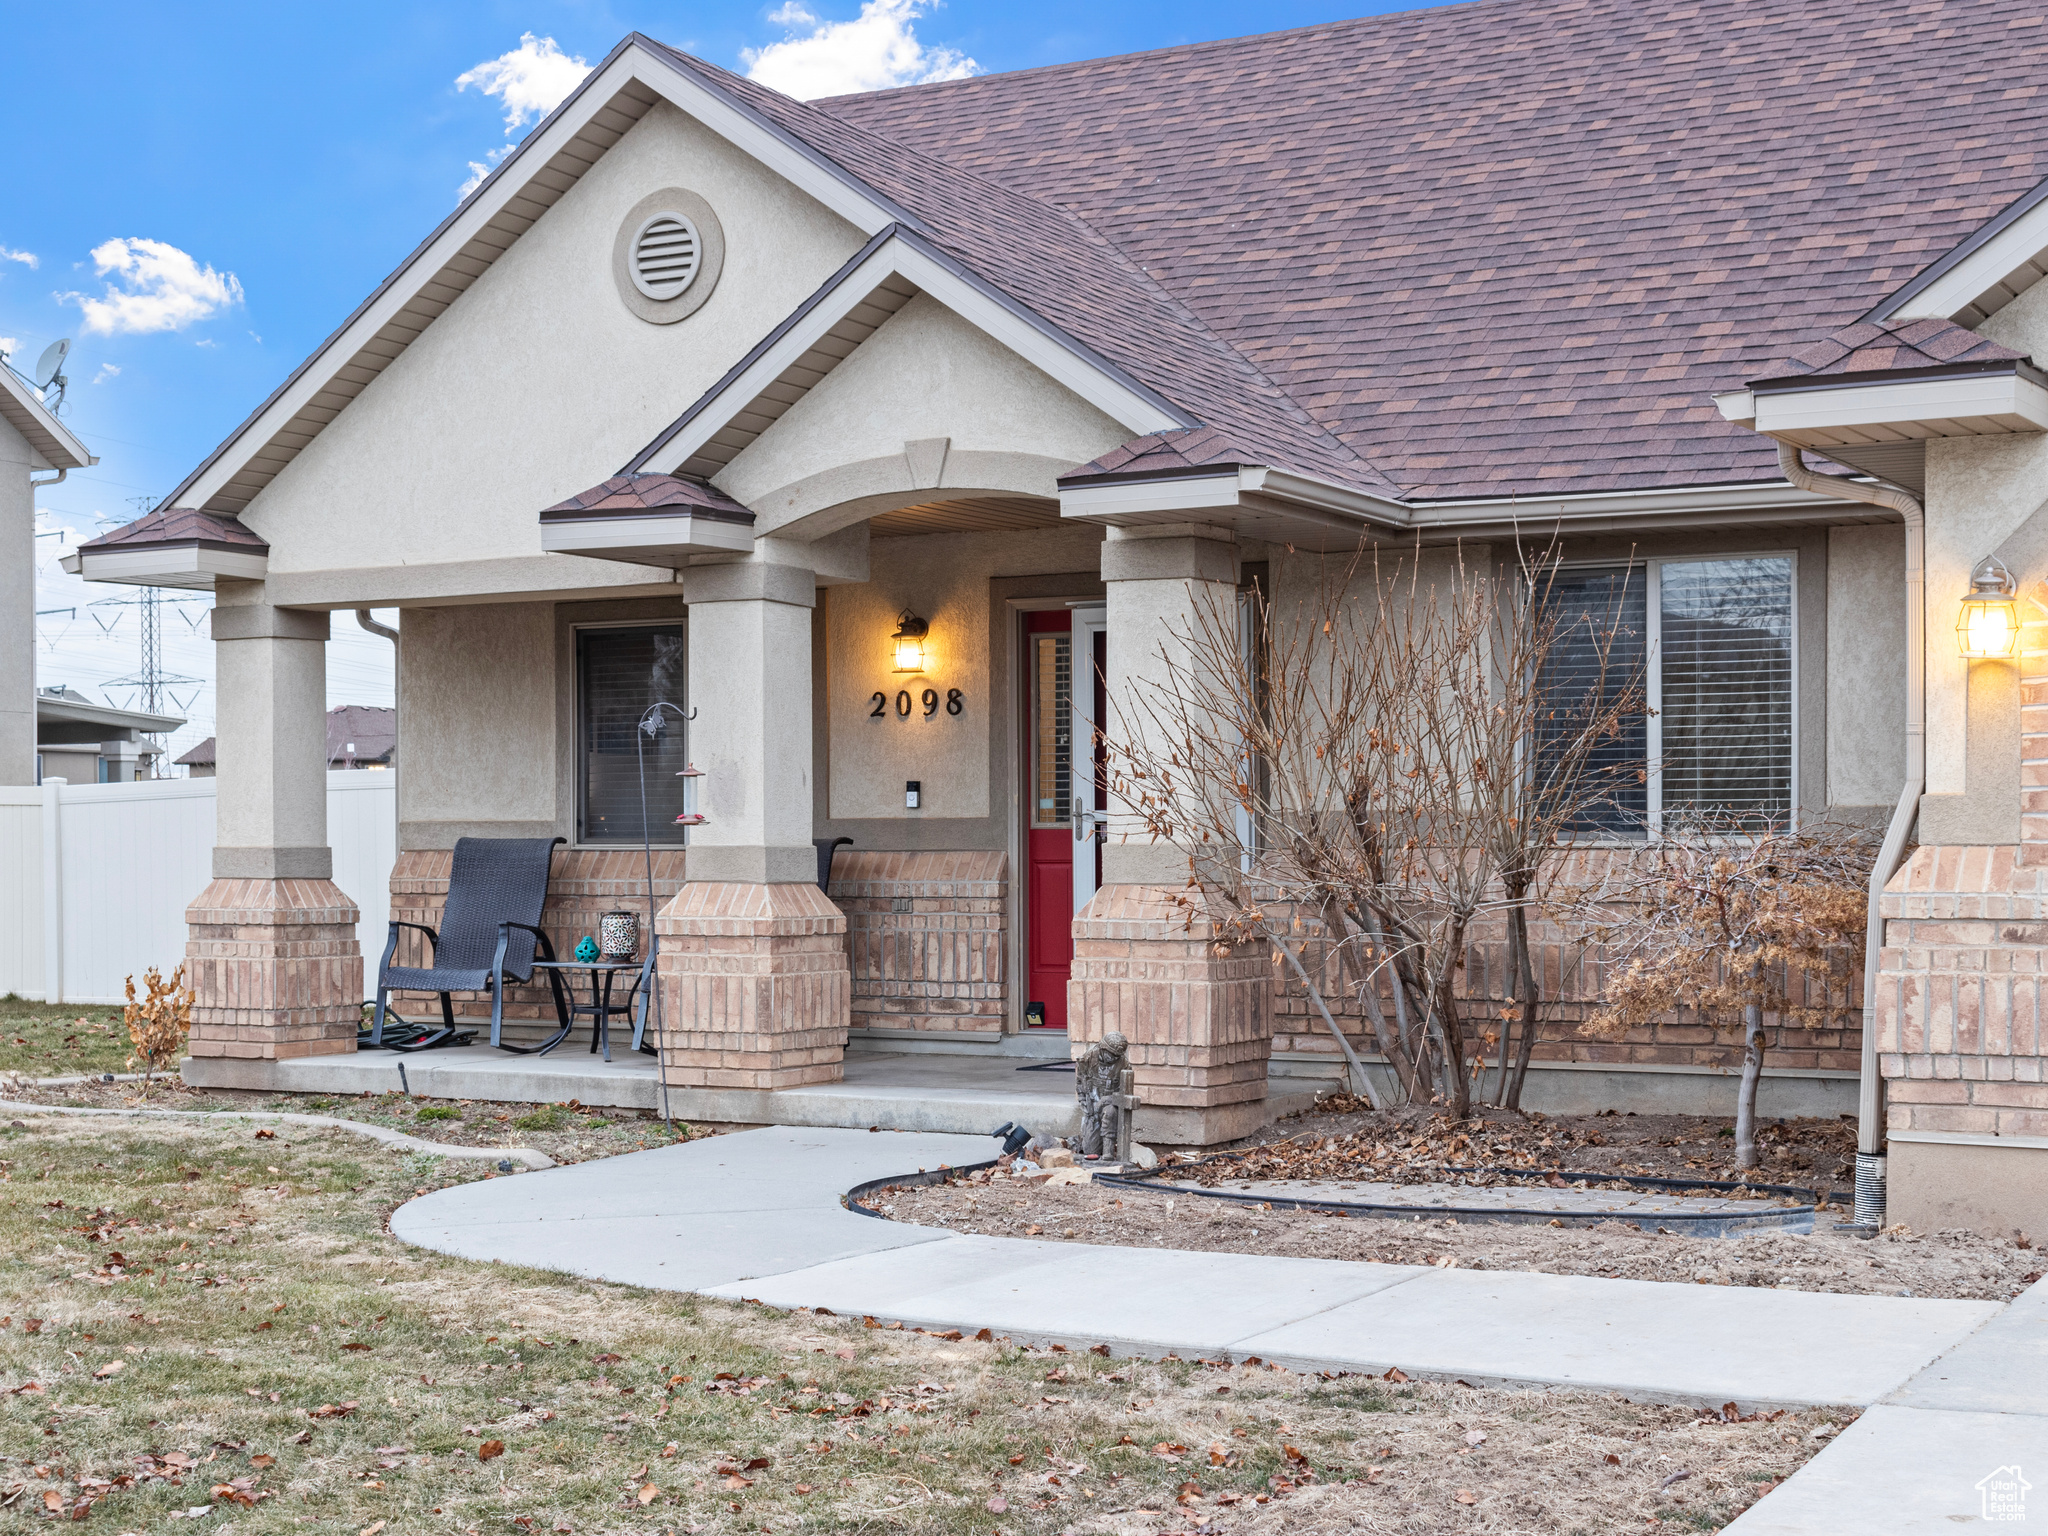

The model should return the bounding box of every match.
[1270,847,1864,1078]
[1877,845,2048,1137]
[384,848,685,1043]
[186,878,363,1061]
[655,880,850,1090]
[830,850,1006,1035]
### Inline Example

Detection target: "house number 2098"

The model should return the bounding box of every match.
[870,688,964,719]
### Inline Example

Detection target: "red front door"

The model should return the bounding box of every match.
[1026,611,1075,1027]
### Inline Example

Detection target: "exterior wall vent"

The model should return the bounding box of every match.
[631,213,702,300]
[612,188,724,325]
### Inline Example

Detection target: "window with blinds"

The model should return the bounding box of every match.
[577,625,688,844]
[1657,557,1794,823]
[1536,555,1795,833]
[1535,565,1649,831]
[1032,633,1073,827]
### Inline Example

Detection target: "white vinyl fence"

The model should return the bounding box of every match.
[0,772,396,1005]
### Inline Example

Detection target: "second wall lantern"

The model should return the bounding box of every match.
[1958,556,2020,659]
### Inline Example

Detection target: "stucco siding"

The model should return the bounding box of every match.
[398,603,557,842]
[719,293,1131,534]
[1826,523,1907,810]
[239,100,868,575]
[824,524,1105,822]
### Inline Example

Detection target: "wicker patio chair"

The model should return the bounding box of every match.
[361,836,571,1054]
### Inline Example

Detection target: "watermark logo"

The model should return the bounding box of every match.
[1978,1465,2031,1523]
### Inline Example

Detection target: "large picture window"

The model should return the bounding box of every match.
[1538,555,1794,832]
[577,624,688,845]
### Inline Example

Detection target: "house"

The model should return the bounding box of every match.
[178,704,396,777]
[1,350,96,786]
[35,685,185,783]
[61,0,2048,1227]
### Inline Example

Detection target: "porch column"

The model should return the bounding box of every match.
[655,555,849,1090]
[185,587,362,1063]
[1071,526,1273,1145]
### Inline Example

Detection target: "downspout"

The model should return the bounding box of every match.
[28,468,67,487]
[1777,442,1922,1230]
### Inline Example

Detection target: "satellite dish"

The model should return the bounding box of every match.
[34,339,70,389]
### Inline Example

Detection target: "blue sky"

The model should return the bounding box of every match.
[4,0,1444,765]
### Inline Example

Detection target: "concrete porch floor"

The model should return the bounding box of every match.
[180,1044,1318,1141]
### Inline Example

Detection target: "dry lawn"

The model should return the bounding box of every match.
[0,1113,1843,1534]
[5,1074,696,1167]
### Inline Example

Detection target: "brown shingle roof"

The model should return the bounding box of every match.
[819,0,2048,501]
[1749,318,2028,385]
[80,507,267,552]
[540,473,755,522]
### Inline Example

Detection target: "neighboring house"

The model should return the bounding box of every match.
[177,704,396,778]
[1,353,96,786]
[34,685,185,783]
[61,0,2048,1227]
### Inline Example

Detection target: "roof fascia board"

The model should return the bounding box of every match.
[1747,359,2045,394]
[1751,372,2048,438]
[1404,479,1844,525]
[1871,175,2048,324]
[632,230,1188,477]
[0,366,94,470]
[38,698,185,732]
[168,37,919,516]
[59,545,268,588]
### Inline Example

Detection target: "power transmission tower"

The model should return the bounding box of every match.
[93,496,203,777]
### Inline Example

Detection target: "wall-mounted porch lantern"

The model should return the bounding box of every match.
[1958,556,2020,659]
[892,609,930,673]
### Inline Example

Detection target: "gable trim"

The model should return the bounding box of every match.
[1871,172,2048,327]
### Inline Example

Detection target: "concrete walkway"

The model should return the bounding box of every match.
[390,1126,2001,1412]
[1721,1277,2048,1533]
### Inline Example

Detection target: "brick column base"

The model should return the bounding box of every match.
[1069,884,1271,1145]
[185,878,363,1061]
[655,881,849,1090]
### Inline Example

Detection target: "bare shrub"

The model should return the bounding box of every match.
[1583,816,1876,1168]
[123,964,194,1083]
[1106,539,1641,1115]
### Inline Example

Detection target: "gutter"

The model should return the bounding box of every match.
[1775,441,1923,1229]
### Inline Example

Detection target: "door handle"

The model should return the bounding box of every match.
[1075,808,1104,843]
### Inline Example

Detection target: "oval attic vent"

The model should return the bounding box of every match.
[630,213,702,300]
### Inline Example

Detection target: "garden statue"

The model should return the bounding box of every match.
[1076,1030,1136,1162]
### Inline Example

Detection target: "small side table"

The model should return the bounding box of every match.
[529,957,652,1062]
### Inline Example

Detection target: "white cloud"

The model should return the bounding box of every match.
[92,363,120,385]
[0,338,17,362]
[60,238,243,337]
[453,34,592,199]
[742,0,979,99]
[1,246,37,270]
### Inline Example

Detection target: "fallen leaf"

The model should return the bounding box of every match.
[636,1484,659,1505]
[1603,1453,1620,1466]
[249,1455,275,1469]
[291,1432,312,1445]
[591,1353,623,1365]
[1382,1367,1409,1382]
[1455,1489,1477,1505]
[359,1523,385,1536]
[975,1328,993,1342]
[987,1497,1008,1513]
[253,1129,275,1140]
[1464,1430,1487,1447]
[478,1441,505,1462]
[93,1360,124,1378]
[795,1484,814,1496]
